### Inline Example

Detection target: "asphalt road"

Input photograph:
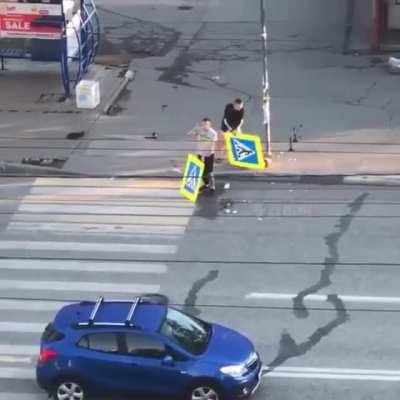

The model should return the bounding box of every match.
[0,176,400,399]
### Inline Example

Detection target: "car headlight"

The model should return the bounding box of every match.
[220,364,247,377]
[247,351,258,365]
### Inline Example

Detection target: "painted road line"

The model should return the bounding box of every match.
[262,366,400,381]
[266,371,400,381]
[34,178,182,189]
[11,214,191,226]
[12,197,193,208]
[246,292,400,305]
[0,345,37,356]
[265,366,400,376]
[30,187,182,198]
[6,222,186,236]
[0,280,160,294]
[0,367,35,380]
[0,355,33,364]
[0,394,43,400]
[0,241,177,254]
[0,299,64,311]
[0,260,168,274]
[0,322,45,333]
[17,204,194,216]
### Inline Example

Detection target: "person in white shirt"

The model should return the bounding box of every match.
[187,118,218,192]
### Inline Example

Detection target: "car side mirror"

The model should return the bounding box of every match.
[161,354,174,367]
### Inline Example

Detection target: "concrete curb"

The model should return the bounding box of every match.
[0,162,81,177]
[343,175,400,186]
[102,70,136,115]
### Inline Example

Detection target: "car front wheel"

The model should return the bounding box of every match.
[189,384,221,400]
[53,380,86,400]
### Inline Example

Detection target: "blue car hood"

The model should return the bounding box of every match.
[203,323,254,364]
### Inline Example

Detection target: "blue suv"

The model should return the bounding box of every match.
[36,295,262,400]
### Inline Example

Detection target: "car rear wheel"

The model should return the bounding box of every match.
[53,380,86,400]
[189,385,221,400]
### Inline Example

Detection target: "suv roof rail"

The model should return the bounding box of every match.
[76,294,168,328]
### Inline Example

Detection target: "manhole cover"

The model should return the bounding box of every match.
[178,5,193,10]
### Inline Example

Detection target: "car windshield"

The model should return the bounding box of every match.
[160,308,211,355]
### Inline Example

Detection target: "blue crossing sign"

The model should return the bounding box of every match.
[180,154,205,202]
[225,131,266,170]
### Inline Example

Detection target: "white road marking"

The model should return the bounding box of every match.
[246,292,400,305]
[0,241,177,254]
[17,203,194,216]
[0,367,35,380]
[263,366,400,381]
[7,222,186,236]
[33,177,182,189]
[0,280,160,294]
[0,394,43,400]
[0,355,33,364]
[0,259,168,274]
[24,127,66,133]
[0,345,37,356]
[30,187,182,198]
[11,213,191,226]
[0,322,45,333]
[0,299,64,311]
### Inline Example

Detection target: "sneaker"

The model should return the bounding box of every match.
[199,185,209,192]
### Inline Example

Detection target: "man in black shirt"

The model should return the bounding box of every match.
[216,98,245,161]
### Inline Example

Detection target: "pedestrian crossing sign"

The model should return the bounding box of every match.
[225,131,266,170]
[180,154,205,203]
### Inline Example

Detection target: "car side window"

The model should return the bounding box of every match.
[124,333,166,359]
[78,333,119,353]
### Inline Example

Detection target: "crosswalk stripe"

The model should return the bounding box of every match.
[0,241,177,254]
[30,187,182,198]
[0,346,37,356]
[34,178,181,189]
[0,393,42,400]
[0,280,160,294]
[0,356,32,364]
[0,322,45,333]
[0,300,63,311]
[0,260,167,273]
[7,222,186,236]
[0,367,35,380]
[17,204,193,216]
[6,197,193,207]
[11,214,190,226]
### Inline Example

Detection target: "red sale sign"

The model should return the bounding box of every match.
[0,2,63,39]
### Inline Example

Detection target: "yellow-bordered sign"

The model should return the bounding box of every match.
[180,154,205,203]
[225,131,266,170]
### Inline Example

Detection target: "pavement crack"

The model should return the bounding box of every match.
[293,193,369,318]
[183,270,219,316]
[266,193,368,371]
[355,81,378,105]
[267,294,349,371]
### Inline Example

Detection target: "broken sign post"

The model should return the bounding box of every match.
[225,131,267,170]
[180,154,205,203]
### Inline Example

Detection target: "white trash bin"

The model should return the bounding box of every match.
[76,80,100,109]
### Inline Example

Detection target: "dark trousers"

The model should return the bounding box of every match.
[198,154,215,187]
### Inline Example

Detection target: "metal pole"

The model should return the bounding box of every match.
[260,0,272,156]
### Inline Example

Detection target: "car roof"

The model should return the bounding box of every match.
[54,301,167,334]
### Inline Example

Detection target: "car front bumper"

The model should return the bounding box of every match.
[222,362,263,399]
